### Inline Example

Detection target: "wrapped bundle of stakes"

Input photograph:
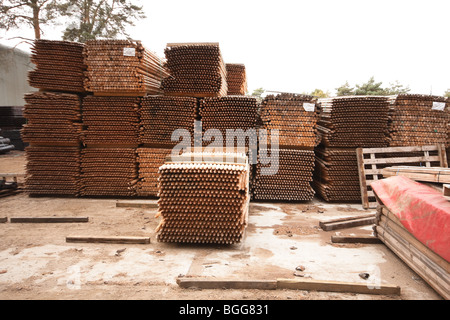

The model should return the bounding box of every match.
[259,93,320,149]
[28,40,86,93]
[226,64,247,95]
[140,96,198,147]
[199,96,258,148]
[161,43,227,97]
[22,92,82,146]
[81,148,138,197]
[82,96,140,146]
[136,148,172,197]
[156,152,250,245]
[83,40,169,96]
[313,147,361,202]
[317,96,390,148]
[388,94,449,147]
[25,146,81,196]
[252,148,316,201]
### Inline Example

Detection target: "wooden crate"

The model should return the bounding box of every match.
[356,145,448,209]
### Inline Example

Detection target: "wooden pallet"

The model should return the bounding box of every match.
[356,145,448,209]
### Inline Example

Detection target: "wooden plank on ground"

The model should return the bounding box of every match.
[116,201,158,209]
[277,279,401,295]
[0,217,7,223]
[11,217,89,224]
[66,236,150,244]
[331,235,383,244]
[176,278,277,290]
[319,214,376,231]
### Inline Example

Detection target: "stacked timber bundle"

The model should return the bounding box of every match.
[28,40,86,93]
[80,148,138,197]
[25,146,81,196]
[82,96,140,146]
[22,92,82,146]
[83,40,169,96]
[388,94,449,147]
[161,43,227,97]
[252,149,315,201]
[199,96,258,148]
[259,93,319,148]
[140,96,198,146]
[136,148,172,197]
[226,64,247,96]
[317,96,390,148]
[313,147,361,202]
[156,152,250,244]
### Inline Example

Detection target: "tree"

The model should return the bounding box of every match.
[385,80,411,95]
[56,0,146,42]
[444,89,450,98]
[354,76,386,96]
[335,81,355,96]
[0,0,61,39]
[309,89,330,98]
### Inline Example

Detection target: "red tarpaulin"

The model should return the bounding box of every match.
[371,176,450,263]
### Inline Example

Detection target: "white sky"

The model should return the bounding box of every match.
[1,0,449,96]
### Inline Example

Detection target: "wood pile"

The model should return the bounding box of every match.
[82,96,140,146]
[156,152,250,244]
[80,148,138,197]
[136,148,172,197]
[260,93,319,149]
[25,146,81,196]
[199,96,258,148]
[313,147,361,202]
[140,96,198,147]
[388,94,449,147]
[375,205,450,300]
[317,96,390,148]
[252,149,315,201]
[22,92,82,146]
[226,64,247,96]
[83,40,169,96]
[161,43,227,98]
[28,40,86,93]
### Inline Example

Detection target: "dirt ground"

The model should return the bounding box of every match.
[0,151,442,300]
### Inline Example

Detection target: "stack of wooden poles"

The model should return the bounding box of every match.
[23,40,86,196]
[156,152,250,244]
[226,64,247,96]
[252,93,319,201]
[313,96,390,202]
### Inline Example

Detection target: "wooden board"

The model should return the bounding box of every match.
[116,201,158,209]
[444,184,450,197]
[382,166,450,184]
[66,236,150,244]
[277,279,401,295]
[357,145,448,209]
[331,235,383,244]
[319,214,376,231]
[176,278,277,290]
[0,217,7,224]
[10,217,89,224]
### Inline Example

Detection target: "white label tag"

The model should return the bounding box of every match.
[303,103,316,112]
[123,48,136,57]
[432,102,446,111]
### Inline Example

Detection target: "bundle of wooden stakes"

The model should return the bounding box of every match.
[161,43,227,97]
[156,152,250,244]
[388,94,449,147]
[83,40,169,96]
[82,96,141,146]
[226,64,247,96]
[140,96,198,147]
[259,93,319,149]
[252,149,316,201]
[28,40,86,93]
[136,148,172,197]
[80,148,138,197]
[313,147,361,202]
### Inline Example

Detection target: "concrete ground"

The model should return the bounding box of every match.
[0,151,442,300]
